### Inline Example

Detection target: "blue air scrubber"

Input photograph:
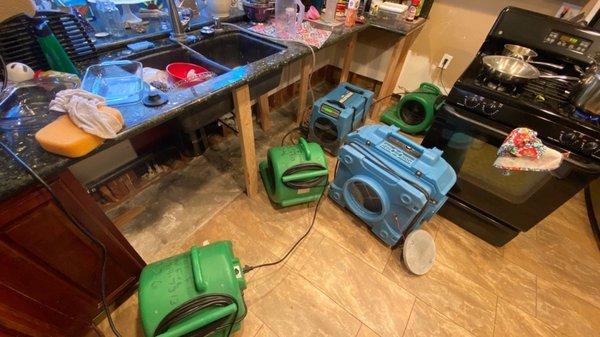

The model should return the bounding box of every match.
[329,124,456,246]
[308,82,374,155]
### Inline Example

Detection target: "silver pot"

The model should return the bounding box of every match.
[503,44,565,70]
[482,55,578,85]
[572,72,600,115]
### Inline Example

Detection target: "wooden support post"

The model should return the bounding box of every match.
[233,84,258,197]
[257,93,271,132]
[371,27,423,121]
[340,33,358,84]
[296,57,312,125]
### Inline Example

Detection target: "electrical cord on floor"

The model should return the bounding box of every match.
[243,185,328,274]
[0,141,123,337]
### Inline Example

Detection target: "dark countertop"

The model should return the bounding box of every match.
[0,16,424,201]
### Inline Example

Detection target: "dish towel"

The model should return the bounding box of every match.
[493,127,566,172]
[49,89,123,139]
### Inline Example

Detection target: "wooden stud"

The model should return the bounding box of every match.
[340,32,358,84]
[371,27,423,120]
[296,57,312,125]
[233,84,258,197]
[257,93,271,132]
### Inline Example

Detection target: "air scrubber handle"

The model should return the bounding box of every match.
[299,137,311,160]
[155,303,238,337]
[191,246,207,292]
[282,169,329,182]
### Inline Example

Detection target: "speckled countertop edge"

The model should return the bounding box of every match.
[0,17,424,200]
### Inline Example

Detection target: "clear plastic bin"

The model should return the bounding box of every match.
[82,60,144,106]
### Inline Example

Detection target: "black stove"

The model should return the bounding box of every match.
[445,8,600,160]
[421,7,600,246]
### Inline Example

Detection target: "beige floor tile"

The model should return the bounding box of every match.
[181,207,279,269]
[436,221,537,315]
[356,324,381,337]
[301,238,415,337]
[536,278,600,337]
[232,311,264,337]
[96,292,144,337]
[254,325,281,337]
[251,271,361,337]
[285,229,325,271]
[314,198,392,272]
[503,209,600,309]
[494,299,561,337]
[404,300,475,337]
[383,248,497,337]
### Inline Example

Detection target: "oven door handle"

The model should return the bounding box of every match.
[444,106,600,174]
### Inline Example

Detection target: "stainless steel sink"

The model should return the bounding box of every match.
[129,30,287,156]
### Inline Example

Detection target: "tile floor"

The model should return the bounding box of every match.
[98,85,600,337]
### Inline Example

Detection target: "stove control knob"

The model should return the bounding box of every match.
[582,141,599,154]
[463,95,480,108]
[482,101,502,116]
[560,132,578,145]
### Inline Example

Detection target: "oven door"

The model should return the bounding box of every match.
[422,104,600,231]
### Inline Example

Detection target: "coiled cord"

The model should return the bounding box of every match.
[154,293,242,337]
[282,162,328,190]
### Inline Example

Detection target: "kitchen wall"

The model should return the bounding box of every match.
[332,0,589,92]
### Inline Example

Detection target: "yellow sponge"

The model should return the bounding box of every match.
[35,106,124,158]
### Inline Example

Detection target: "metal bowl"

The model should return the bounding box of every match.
[503,44,538,61]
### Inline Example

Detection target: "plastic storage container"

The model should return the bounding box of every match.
[82,60,144,106]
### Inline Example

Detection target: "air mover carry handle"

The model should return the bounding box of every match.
[418,82,441,94]
[281,168,329,183]
[155,303,238,337]
[299,138,311,160]
[191,246,207,292]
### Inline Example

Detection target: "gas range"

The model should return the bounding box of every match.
[444,8,600,160]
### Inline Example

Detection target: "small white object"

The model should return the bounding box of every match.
[439,54,453,69]
[6,62,34,82]
[95,32,110,38]
[379,1,408,14]
[402,229,436,275]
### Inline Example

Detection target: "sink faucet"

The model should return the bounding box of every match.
[166,0,196,43]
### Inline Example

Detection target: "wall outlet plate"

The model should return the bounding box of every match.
[438,54,453,69]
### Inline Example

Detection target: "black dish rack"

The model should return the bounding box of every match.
[0,10,98,74]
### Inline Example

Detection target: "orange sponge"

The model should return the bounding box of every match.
[35,107,124,158]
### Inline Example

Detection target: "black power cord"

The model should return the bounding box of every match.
[0,141,123,337]
[243,185,328,274]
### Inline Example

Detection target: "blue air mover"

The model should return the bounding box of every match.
[329,124,456,247]
[308,82,374,155]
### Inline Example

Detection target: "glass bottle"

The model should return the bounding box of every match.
[96,0,126,37]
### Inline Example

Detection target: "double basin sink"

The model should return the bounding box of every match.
[130,30,287,133]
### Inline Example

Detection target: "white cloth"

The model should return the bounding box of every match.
[49,89,122,139]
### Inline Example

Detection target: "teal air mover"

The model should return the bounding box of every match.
[139,241,247,337]
[259,138,328,207]
[380,82,444,134]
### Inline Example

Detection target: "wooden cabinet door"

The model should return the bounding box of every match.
[0,171,145,337]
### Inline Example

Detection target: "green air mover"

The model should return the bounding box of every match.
[259,138,328,207]
[380,82,444,134]
[139,241,247,337]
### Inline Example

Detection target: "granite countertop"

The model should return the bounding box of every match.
[0,17,424,200]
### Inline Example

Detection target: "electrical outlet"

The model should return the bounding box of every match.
[438,54,453,69]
